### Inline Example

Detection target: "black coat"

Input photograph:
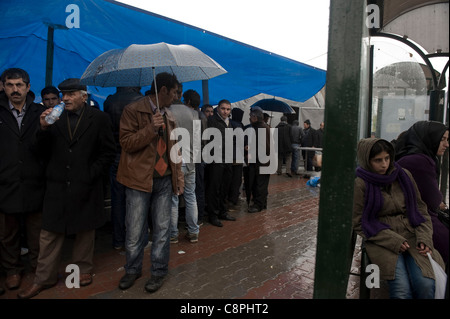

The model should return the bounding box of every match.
[316,128,324,148]
[275,121,292,155]
[0,92,47,214]
[244,121,271,167]
[103,87,143,153]
[207,112,232,162]
[35,105,115,234]
[302,127,317,147]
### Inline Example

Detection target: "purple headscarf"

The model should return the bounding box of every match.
[356,162,426,238]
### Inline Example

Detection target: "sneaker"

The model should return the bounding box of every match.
[170,237,178,244]
[185,232,198,243]
[144,275,165,293]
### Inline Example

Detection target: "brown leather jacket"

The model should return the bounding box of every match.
[117,97,183,193]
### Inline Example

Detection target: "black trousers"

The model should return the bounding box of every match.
[302,149,315,171]
[195,162,206,222]
[224,163,243,205]
[205,163,231,218]
[251,172,270,210]
[0,211,42,275]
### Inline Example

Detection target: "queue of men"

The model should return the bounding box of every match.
[0,68,279,298]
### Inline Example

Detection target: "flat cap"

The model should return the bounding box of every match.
[58,78,87,92]
[250,106,263,117]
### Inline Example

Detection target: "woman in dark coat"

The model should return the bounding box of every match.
[394,121,449,265]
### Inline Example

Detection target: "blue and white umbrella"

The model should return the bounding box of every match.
[80,42,227,87]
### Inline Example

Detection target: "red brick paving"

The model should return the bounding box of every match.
[1,172,326,300]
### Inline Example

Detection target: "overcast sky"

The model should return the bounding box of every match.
[117,0,330,70]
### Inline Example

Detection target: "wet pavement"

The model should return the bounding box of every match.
[1,168,371,303]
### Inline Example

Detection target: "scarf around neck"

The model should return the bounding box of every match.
[356,162,426,238]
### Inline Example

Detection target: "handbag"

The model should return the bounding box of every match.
[312,151,322,168]
[427,252,447,299]
[437,208,449,229]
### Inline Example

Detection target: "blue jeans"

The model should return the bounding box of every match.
[124,176,172,277]
[291,144,300,173]
[388,252,435,299]
[171,166,199,237]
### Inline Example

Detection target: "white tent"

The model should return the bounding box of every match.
[231,87,326,129]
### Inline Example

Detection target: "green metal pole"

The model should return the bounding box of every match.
[313,0,369,299]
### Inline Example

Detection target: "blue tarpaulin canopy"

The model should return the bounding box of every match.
[0,0,326,108]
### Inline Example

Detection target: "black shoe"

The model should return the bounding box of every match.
[144,276,165,293]
[248,205,262,213]
[209,217,223,227]
[119,273,141,290]
[219,213,236,221]
[286,173,292,177]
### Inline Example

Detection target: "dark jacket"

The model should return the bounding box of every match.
[229,107,245,163]
[290,125,303,144]
[103,87,143,153]
[397,153,449,263]
[207,112,232,162]
[275,121,292,155]
[0,92,47,214]
[316,128,324,148]
[302,126,317,147]
[244,120,272,167]
[34,104,116,234]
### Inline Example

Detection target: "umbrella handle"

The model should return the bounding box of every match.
[152,67,160,112]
